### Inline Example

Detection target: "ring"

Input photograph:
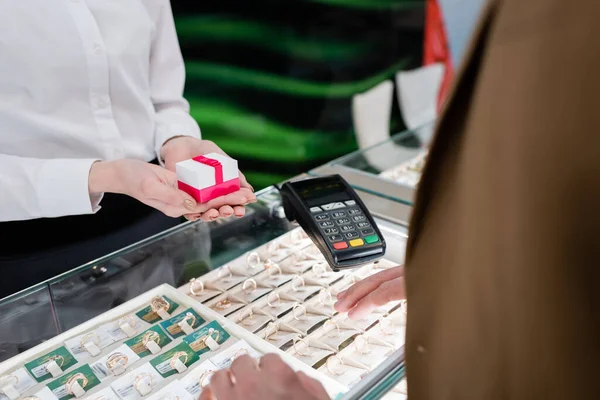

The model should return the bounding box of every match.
[118,315,136,329]
[182,312,197,327]
[106,353,129,371]
[291,275,305,292]
[46,355,65,370]
[215,298,232,310]
[400,300,408,314]
[233,349,249,359]
[202,328,221,345]
[189,278,205,296]
[66,373,89,395]
[217,265,233,280]
[353,334,371,354]
[267,293,280,308]
[134,373,152,394]
[266,241,283,254]
[169,351,189,370]
[0,375,18,386]
[79,332,100,350]
[246,252,261,269]
[318,289,333,305]
[379,317,395,335]
[263,322,279,340]
[242,278,257,295]
[198,370,214,388]
[292,303,306,320]
[326,356,345,376]
[291,229,306,242]
[312,262,328,278]
[323,320,340,338]
[142,331,161,347]
[238,309,254,326]
[22,397,40,400]
[150,296,170,314]
[267,264,282,277]
[292,337,313,357]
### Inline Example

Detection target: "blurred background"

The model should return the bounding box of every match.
[171,0,426,189]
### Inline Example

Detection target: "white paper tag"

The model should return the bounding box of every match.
[0,368,36,399]
[91,345,140,381]
[83,341,101,357]
[146,341,161,355]
[137,380,152,396]
[180,360,217,397]
[34,387,60,400]
[111,364,164,400]
[146,380,194,400]
[205,336,220,351]
[71,381,86,398]
[0,384,19,400]
[85,387,121,400]
[157,309,171,320]
[178,320,194,336]
[120,323,138,338]
[173,359,187,374]
[46,361,63,378]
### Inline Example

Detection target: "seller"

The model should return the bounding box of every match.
[0,1,255,298]
[201,0,600,398]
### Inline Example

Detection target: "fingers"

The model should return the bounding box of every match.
[208,370,234,400]
[201,188,256,211]
[347,277,406,320]
[238,170,254,192]
[219,205,234,218]
[230,355,259,379]
[297,371,330,400]
[334,266,404,313]
[200,209,219,222]
[142,177,197,214]
[199,388,215,400]
[233,205,245,218]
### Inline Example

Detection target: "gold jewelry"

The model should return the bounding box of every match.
[267,264,282,277]
[379,317,395,335]
[326,356,345,376]
[217,265,233,280]
[79,332,100,350]
[312,262,328,278]
[353,334,371,354]
[292,303,306,320]
[215,298,232,310]
[237,309,254,326]
[198,370,214,388]
[323,320,340,338]
[66,373,89,395]
[118,315,136,329]
[242,278,257,295]
[400,300,408,314]
[181,312,196,327]
[291,275,305,291]
[202,328,221,345]
[169,351,189,370]
[134,373,153,394]
[189,278,205,296]
[106,353,129,371]
[246,252,261,269]
[142,331,161,347]
[318,288,333,305]
[263,322,279,340]
[292,337,313,357]
[46,355,65,370]
[150,296,170,314]
[267,293,280,308]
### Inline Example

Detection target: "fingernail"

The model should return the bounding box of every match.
[250,185,255,192]
[336,289,348,299]
[184,199,195,211]
[248,198,257,204]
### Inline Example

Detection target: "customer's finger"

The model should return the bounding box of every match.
[347,277,406,320]
[184,213,202,222]
[218,205,234,218]
[296,371,330,400]
[208,370,234,400]
[334,266,404,312]
[230,355,259,381]
[233,205,245,218]
[198,387,214,400]
[200,208,219,222]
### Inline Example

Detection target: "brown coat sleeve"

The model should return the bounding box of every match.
[405,0,600,398]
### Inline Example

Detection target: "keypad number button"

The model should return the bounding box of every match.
[324,228,339,235]
[347,209,362,215]
[340,225,355,232]
[335,218,351,225]
[319,221,334,228]
[356,222,370,228]
[352,215,366,222]
[331,211,346,218]
[345,232,359,239]
[315,214,330,221]
[328,235,343,242]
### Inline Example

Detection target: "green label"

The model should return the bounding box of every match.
[182,320,230,355]
[149,342,199,378]
[159,308,206,339]
[135,296,179,324]
[46,364,100,400]
[24,346,78,383]
[124,325,172,358]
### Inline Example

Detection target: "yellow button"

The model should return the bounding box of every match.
[349,238,364,247]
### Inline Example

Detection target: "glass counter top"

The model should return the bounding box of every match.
[309,121,435,206]
[0,184,408,399]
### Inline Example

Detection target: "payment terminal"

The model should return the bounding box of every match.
[279,175,386,271]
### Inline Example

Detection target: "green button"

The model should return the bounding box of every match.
[364,235,379,244]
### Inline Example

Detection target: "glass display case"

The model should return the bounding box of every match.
[310,122,435,212]
[0,185,408,400]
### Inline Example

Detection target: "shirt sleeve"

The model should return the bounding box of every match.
[149,0,201,160]
[0,155,102,222]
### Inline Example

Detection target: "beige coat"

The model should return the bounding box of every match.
[405,0,600,398]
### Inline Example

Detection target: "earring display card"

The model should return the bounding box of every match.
[110,363,164,400]
[64,330,115,362]
[124,326,172,358]
[46,364,101,400]
[185,281,223,304]
[179,360,216,397]
[24,347,78,383]
[149,343,199,378]
[206,295,246,317]
[287,345,333,368]
[230,308,272,333]
[282,312,329,336]
[135,297,180,324]
[254,269,296,289]
[159,309,206,339]
[253,293,296,318]
[0,368,36,400]
[146,380,194,400]
[230,285,272,304]
[101,315,151,342]
[90,345,140,381]
[259,328,299,349]
[317,360,367,388]
[182,321,231,356]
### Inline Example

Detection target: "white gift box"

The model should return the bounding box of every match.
[176,153,240,203]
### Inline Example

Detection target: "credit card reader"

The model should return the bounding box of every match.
[280,175,386,271]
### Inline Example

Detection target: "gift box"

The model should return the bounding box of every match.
[176,153,240,203]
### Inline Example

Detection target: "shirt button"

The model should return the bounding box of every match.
[93,96,108,109]
[417,345,426,354]
[93,43,104,55]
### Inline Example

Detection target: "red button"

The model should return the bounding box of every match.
[333,242,348,250]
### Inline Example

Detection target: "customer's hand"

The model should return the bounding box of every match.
[89,159,251,221]
[334,265,406,319]
[200,354,329,400]
[160,137,255,220]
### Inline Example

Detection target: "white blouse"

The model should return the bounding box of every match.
[0,0,200,221]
